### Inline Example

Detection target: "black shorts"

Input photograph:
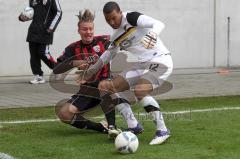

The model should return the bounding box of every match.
[67,81,101,112]
[67,95,101,112]
[68,95,130,112]
[67,81,130,112]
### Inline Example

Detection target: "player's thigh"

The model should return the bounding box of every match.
[99,75,130,93]
[118,64,143,90]
[68,94,101,113]
[141,55,173,89]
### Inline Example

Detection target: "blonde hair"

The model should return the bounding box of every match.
[77,9,95,25]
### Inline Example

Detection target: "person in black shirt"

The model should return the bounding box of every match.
[19,0,62,84]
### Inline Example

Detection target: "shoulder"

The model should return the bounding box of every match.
[126,11,143,26]
[66,40,81,49]
[63,41,81,53]
[94,35,110,42]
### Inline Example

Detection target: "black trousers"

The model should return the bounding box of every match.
[29,42,56,76]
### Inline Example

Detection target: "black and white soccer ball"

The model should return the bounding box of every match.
[22,6,34,19]
[115,131,139,154]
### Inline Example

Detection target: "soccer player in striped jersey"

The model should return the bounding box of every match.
[78,2,173,145]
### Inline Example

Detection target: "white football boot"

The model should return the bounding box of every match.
[149,129,170,145]
[29,75,46,84]
[108,125,122,139]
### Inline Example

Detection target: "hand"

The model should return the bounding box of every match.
[75,70,87,84]
[75,59,103,85]
[72,60,89,70]
[75,69,95,85]
[19,13,31,22]
[47,29,54,33]
[141,31,157,49]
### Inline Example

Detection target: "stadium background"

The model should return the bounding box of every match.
[0,0,239,76]
[0,1,240,158]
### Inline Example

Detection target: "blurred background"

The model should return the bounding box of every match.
[0,0,239,76]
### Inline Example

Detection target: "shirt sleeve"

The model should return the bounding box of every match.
[49,0,62,31]
[136,14,165,35]
[126,12,142,26]
[53,46,75,74]
[29,0,32,7]
[57,47,74,63]
[126,12,165,35]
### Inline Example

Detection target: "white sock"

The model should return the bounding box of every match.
[140,96,167,131]
[149,111,167,131]
[116,103,138,128]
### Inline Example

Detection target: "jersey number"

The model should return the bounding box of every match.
[149,64,159,72]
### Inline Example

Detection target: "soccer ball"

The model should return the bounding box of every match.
[115,131,139,154]
[22,6,34,19]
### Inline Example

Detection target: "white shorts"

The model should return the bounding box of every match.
[119,54,173,89]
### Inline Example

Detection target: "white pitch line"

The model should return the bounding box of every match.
[0,153,17,159]
[164,106,240,115]
[0,119,59,124]
[0,107,240,125]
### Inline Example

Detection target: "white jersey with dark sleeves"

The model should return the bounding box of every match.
[110,11,170,62]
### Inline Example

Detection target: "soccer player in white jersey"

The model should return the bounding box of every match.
[77,1,173,145]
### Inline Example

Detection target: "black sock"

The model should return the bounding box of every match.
[70,114,107,133]
[105,109,116,128]
[100,94,116,128]
[85,121,107,133]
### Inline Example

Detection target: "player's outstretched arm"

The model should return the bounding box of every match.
[53,59,88,74]
[75,45,118,83]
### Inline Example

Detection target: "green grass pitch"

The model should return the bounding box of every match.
[0,96,240,159]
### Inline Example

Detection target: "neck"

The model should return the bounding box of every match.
[119,13,123,27]
[82,40,92,45]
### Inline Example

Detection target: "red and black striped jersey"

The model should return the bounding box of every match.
[56,35,111,81]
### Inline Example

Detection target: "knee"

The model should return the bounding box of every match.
[134,84,152,100]
[99,80,114,92]
[68,105,79,114]
[57,103,76,124]
[99,75,130,93]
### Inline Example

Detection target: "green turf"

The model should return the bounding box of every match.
[0,96,240,159]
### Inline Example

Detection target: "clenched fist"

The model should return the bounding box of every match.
[141,31,157,49]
